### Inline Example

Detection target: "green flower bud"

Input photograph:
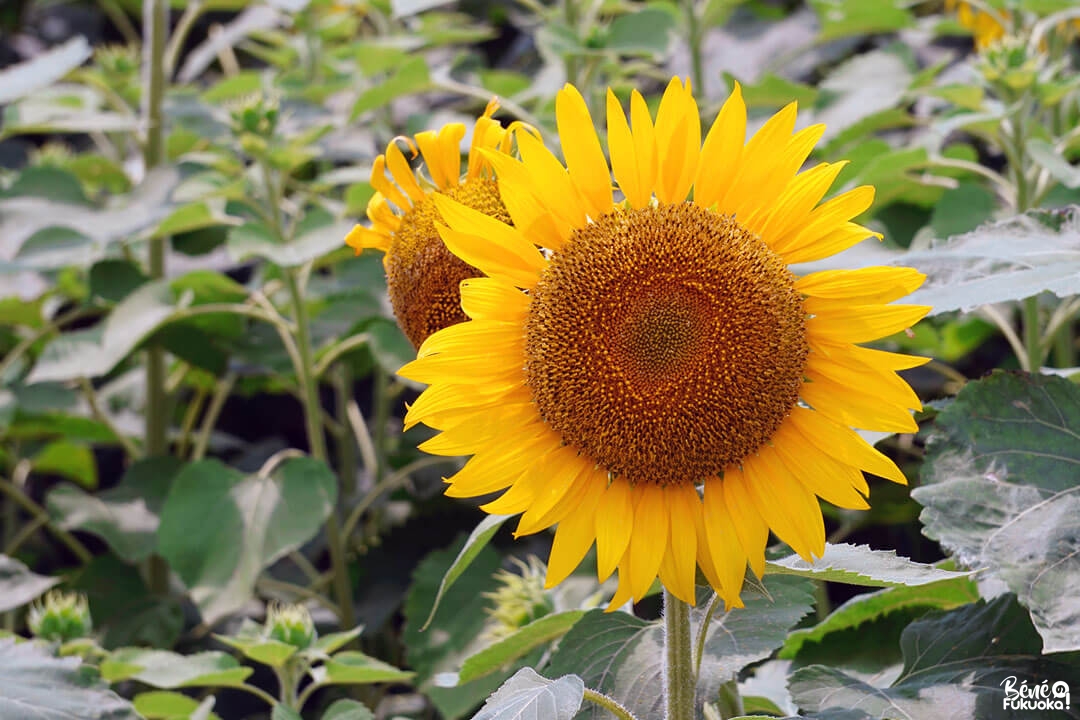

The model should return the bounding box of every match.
[28,591,92,643]
[265,602,316,649]
[483,557,554,641]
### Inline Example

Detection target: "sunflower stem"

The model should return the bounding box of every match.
[582,688,640,720]
[663,589,695,720]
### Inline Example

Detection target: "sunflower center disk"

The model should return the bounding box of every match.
[387,177,509,348]
[524,203,809,487]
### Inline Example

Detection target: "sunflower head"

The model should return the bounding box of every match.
[345,100,516,349]
[947,0,1010,49]
[400,78,930,610]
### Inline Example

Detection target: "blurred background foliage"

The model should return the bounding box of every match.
[0,0,1079,718]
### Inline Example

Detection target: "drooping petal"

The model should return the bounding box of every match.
[555,84,613,218]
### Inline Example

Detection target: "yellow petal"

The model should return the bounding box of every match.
[721,467,768,579]
[546,476,605,587]
[809,339,930,373]
[631,90,658,204]
[467,98,504,179]
[369,155,412,212]
[605,569,635,612]
[555,83,612,218]
[807,303,931,344]
[595,477,633,582]
[531,464,604,530]
[798,266,927,306]
[607,89,650,209]
[344,224,391,253]
[751,161,846,242]
[480,149,569,250]
[385,141,426,203]
[694,82,746,209]
[806,352,922,412]
[662,485,699,605]
[773,184,877,260]
[717,102,797,217]
[653,78,700,204]
[516,130,589,232]
[742,449,825,561]
[801,368,919,433]
[769,421,870,509]
[628,483,668,600]
[459,276,531,322]
[702,479,749,607]
[787,406,909,485]
[515,447,592,536]
[444,429,552,497]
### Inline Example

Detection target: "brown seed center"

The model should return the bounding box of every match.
[385,177,510,348]
[524,203,808,486]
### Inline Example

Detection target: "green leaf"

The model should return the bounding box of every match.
[32,440,98,488]
[765,543,971,588]
[810,0,913,40]
[101,648,252,688]
[815,50,913,143]
[722,72,818,109]
[546,576,813,719]
[321,699,375,720]
[200,71,265,103]
[789,595,1080,719]
[422,514,511,631]
[897,208,1080,314]
[1028,139,1080,188]
[314,651,415,685]
[403,534,505,719]
[0,638,140,719]
[48,456,182,563]
[309,626,364,656]
[458,611,587,684]
[350,57,430,120]
[134,691,223,720]
[779,574,980,659]
[157,457,337,624]
[215,634,296,668]
[272,706,303,720]
[914,371,1080,652]
[929,183,997,239]
[0,555,59,612]
[150,201,240,240]
[473,668,584,720]
[227,218,355,268]
[603,8,676,55]
[89,260,148,304]
[0,37,91,104]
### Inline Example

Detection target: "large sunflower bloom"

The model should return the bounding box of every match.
[344,100,515,348]
[399,79,931,609]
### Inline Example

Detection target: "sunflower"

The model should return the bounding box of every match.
[344,100,515,349]
[947,0,1009,49]
[398,78,930,609]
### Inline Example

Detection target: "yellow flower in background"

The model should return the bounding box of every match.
[345,101,515,349]
[399,78,930,609]
[947,0,1009,49]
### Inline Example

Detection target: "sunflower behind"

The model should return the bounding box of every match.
[399,78,931,610]
[345,100,515,349]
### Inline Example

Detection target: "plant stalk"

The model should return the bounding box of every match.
[142,0,170,597]
[1023,296,1043,372]
[682,0,706,96]
[663,589,695,720]
[284,269,357,632]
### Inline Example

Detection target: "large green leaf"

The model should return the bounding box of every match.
[403,534,505,719]
[472,668,584,720]
[48,457,182,562]
[458,611,586,684]
[898,208,1080,314]
[350,56,430,119]
[312,651,415,685]
[814,50,913,143]
[0,555,59,612]
[422,514,511,630]
[914,371,1080,652]
[546,576,814,719]
[101,648,251,688]
[157,457,337,625]
[765,543,971,588]
[789,595,1080,720]
[779,574,980,659]
[0,638,140,719]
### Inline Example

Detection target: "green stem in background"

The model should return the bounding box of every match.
[692,592,721,679]
[191,372,236,461]
[141,0,170,597]
[663,589,695,720]
[0,474,93,564]
[682,0,706,97]
[78,377,140,460]
[563,0,581,86]
[371,366,391,482]
[97,0,140,45]
[1023,296,1043,372]
[284,269,357,633]
[1052,321,1075,367]
[333,364,359,500]
[582,688,640,720]
[715,679,745,720]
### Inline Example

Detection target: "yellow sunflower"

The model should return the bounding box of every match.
[398,78,931,609]
[947,0,1009,49]
[344,100,515,349]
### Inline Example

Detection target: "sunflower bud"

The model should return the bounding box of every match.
[265,602,316,649]
[483,557,554,641]
[28,591,92,643]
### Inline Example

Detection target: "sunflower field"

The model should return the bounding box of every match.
[1,0,1079,718]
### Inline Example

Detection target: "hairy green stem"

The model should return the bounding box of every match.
[582,688,640,720]
[692,592,722,679]
[285,270,356,632]
[682,0,705,96]
[1023,297,1043,372]
[142,0,170,597]
[664,589,695,720]
[334,364,359,499]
